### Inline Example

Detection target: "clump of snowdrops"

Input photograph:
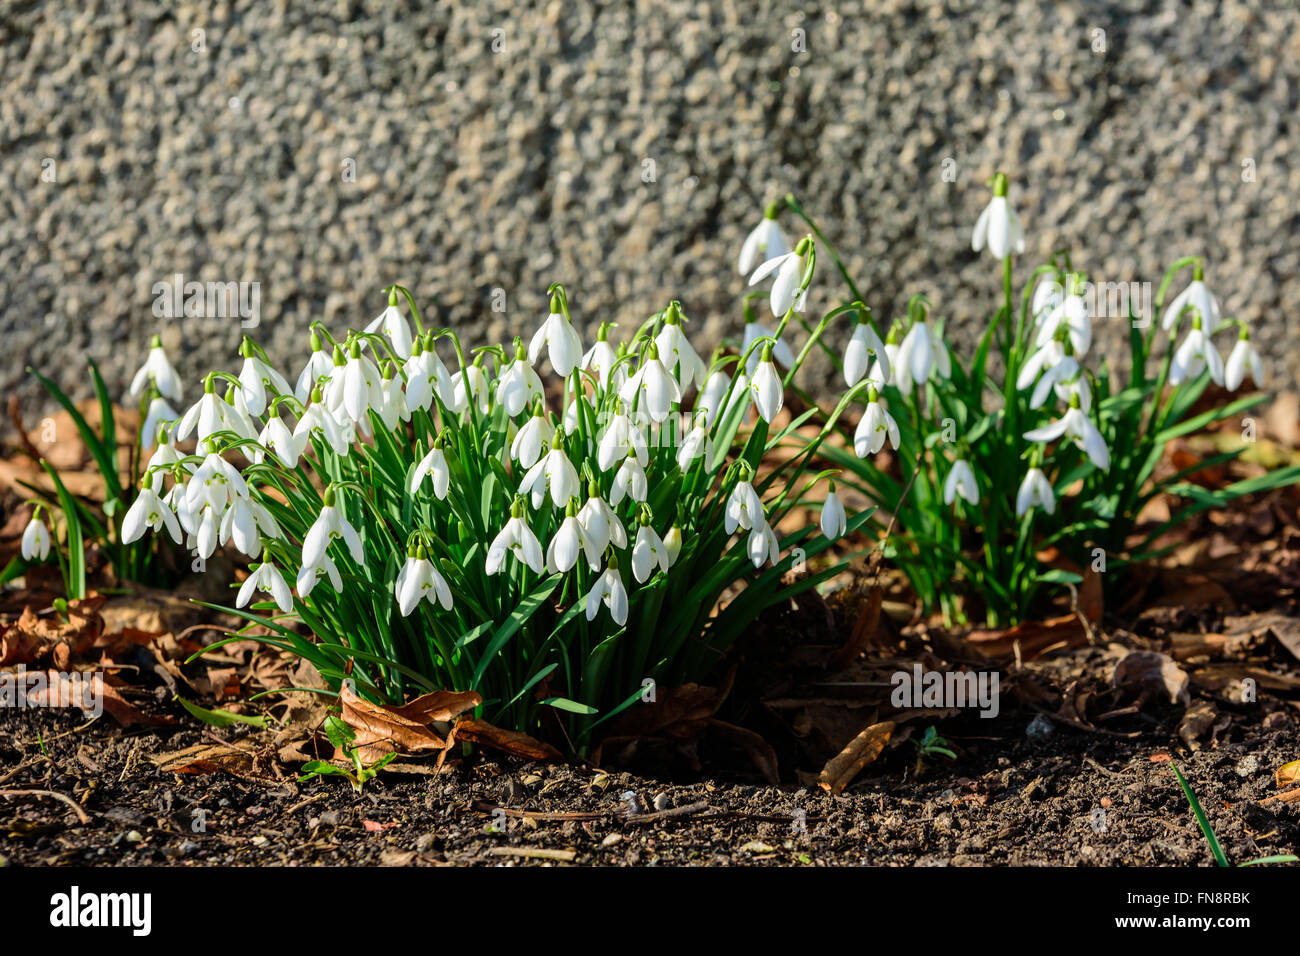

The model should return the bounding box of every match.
[773,174,1299,627]
[121,265,876,744]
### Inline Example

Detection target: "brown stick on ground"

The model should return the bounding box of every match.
[0,787,92,824]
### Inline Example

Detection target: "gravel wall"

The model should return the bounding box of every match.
[2,0,1296,411]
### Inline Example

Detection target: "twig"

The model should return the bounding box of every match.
[623,799,711,826]
[487,846,576,862]
[471,800,613,823]
[0,756,45,786]
[0,787,91,824]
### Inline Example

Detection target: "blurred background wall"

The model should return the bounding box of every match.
[2,0,1296,411]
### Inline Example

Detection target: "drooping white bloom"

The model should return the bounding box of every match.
[742,318,797,373]
[375,366,411,432]
[486,509,545,575]
[518,442,580,509]
[333,344,383,423]
[409,445,450,499]
[218,496,280,558]
[546,513,598,574]
[295,333,335,403]
[129,336,183,404]
[236,560,294,614]
[1169,325,1224,386]
[585,565,629,625]
[294,396,352,457]
[749,349,784,423]
[1030,276,1064,328]
[943,459,980,506]
[140,396,179,449]
[971,174,1025,260]
[578,492,627,553]
[748,239,811,317]
[297,554,342,599]
[654,305,708,389]
[664,526,682,564]
[581,324,620,390]
[176,382,231,445]
[676,417,711,470]
[21,514,51,561]
[495,348,545,417]
[632,522,670,583]
[1015,340,1066,392]
[302,499,365,573]
[257,413,303,467]
[1016,467,1056,516]
[853,398,900,457]
[1028,355,1080,410]
[610,454,648,506]
[365,299,414,359]
[896,323,934,394]
[724,480,765,534]
[404,338,457,412]
[238,344,293,417]
[122,484,182,545]
[738,211,789,276]
[183,451,248,516]
[396,552,453,615]
[695,368,732,428]
[450,363,491,415]
[1224,333,1264,391]
[1034,278,1091,356]
[821,486,847,539]
[596,408,648,471]
[511,412,555,469]
[1162,270,1221,333]
[190,504,221,560]
[844,320,890,387]
[529,300,583,378]
[146,433,184,476]
[1024,406,1111,470]
[746,523,780,569]
[619,346,681,424]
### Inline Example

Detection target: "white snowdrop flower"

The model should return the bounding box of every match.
[844,318,890,387]
[749,346,784,423]
[943,459,980,506]
[176,378,230,444]
[1224,330,1264,391]
[296,554,342,599]
[654,302,708,390]
[20,512,51,561]
[1035,276,1091,356]
[738,205,789,276]
[821,484,847,539]
[396,547,453,615]
[897,322,934,392]
[495,343,545,417]
[257,413,303,467]
[1024,404,1110,471]
[695,368,732,428]
[302,492,365,573]
[562,398,582,436]
[183,451,248,516]
[450,362,491,415]
[748,236,811,317]
[404,336,457,413]
[122,483,182,545]
[1054,372,1092,415]
[747,523,781,569]
[140,396,179,449]
[932,333,953,379]
[146,433,183,475]
[676,416,711,470]
[724,479,765,534]
[742,315,797,374]
[237,339,293,417]
[219,495,280,558]
[610,453,648,506]
[971,173,1025,260]
[1016,468,1056,516]
[546,507,595,575]
[375,364,411,432]
[191,504,222,561]
[1029,355,1080,410]
[236,560,294,614]
[632,519,670,583]
[883,339,910,394]
[223,387,262,442]
[578,488,627,552]
[619,344,681,424]
[581,323,620,390]
[365,293,414,359]
[295,331,335,403]
[853,390,901,457]
[511,411,554,468]
[410,444,450,499]
[295,392,352,457]
[1015,340,1066,392]
[335,341,383,423]
[1030,275,1064,328]
[486,501,545,575]
[129,335,183,404]
[585,562,629,626]
[164,483,194,533]
[518,436,580,509]
[1162,266,1221,333]
[664,526,682,564]
[529,295,583,378]
[1169,320,1224,386]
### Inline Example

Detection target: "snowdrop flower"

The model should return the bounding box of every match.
[585,561,629,626]
[146,433,183,475]
[529,294,583,378]
[333,341,383,423]
[749,345,784,423]
[1027,355,1080,410]
[365,292,414,359]
[546,502,600,574]
[1030,275,1064,329]
[664,526,683,564]
[895,322,935,395]
[190,505,222,561]
[619,344,680,424]
[511,410,554,468]
[1023,402,1110,470]
[410,443,450,498]
[219,495,280,558]
[518,434,580,509]
[742,313,797,373]
[396,546,453,615]
[1224,329,1264,391]
[578,486,627,553]
[21,511,51,561]
[122,482,182,545]
[596,405,648,471]
[943,458,980,506]
[302,491,365,573]
[581,322,620,389]
[747,523,780,569]
[294,390,352,457]
[140,396,179,449]
[844,317,890,387]
[375,363,411,431]
[677,415,711,470]
[257,412,302,467]
[296,554,342,599]
[1015,468,1056,516]
[654,302,708,389]
[737,205,789,276]
[177,377,231,444]
[237,338,293,417]
[1034,275,1091,356]
[821,483,847,539]
[1015,339,1067,392]
[610,452,648,506]
[486,499,545,575]
[632,516,671,583]
[1169,318,1224,386]
[404,336,457,413]
[496,341,545,417]
[450,361,491,415]
[695,367,732,428]
[237,560,294,614]
[748,236,812,317]
[971,172,1025,260]
[1162,265,1221,333]
[129,335,183,404]
[724,479,765,534]
[295,331,335,403]
[183,450,248,515]
[853,389,900,457]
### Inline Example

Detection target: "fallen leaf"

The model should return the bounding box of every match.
[817,720,894,794]
[339,684,480,762]
[455,717,564,762]
[22,669,173,727]
[1277,761,1300,788]
[363,820,398,832]
[739,841,777,854]
[151,743,269,779]
[1179,701,1218,750]
[1112,650,1190,706]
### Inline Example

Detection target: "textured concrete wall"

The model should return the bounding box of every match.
[3,0,1297,411]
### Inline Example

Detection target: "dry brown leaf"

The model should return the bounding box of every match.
[339,684,480,762]
[1112,650,1190,705]
[1275,760,1300,788]
[456,717,564,762]
[22,669,173,728]
[817,720,894,794]
[151,742,267,778]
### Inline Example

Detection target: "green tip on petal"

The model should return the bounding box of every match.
[388,288,399,307]
[992,172,1009,197]
[763,200,781,220]
[549,293,562,315]
[761,342,774,363]
[149,334,163,348]
[323,486,336,507]
[1193,263,1205,281]
[510,497,525,519]
[332,344,346,365]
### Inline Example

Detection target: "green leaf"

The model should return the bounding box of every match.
[174,695,269,729]
[541,696,598,715]
[1170,763,1229,867]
